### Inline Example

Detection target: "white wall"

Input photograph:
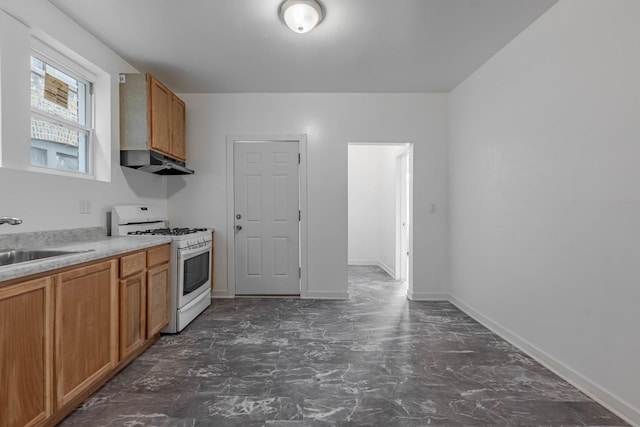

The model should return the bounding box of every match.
[168,93,448,299]
[348,145,383,266]
[348,144,406,276]
[0,2,167,234]
[448,0,640,423]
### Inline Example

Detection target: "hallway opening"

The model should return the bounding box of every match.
[347,143,413,297]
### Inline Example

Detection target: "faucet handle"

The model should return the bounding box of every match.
[0,216,23,225]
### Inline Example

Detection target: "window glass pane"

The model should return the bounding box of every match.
[29,53,92,176]
[30,117,89,174]
[30,147,47,166]
[56,153,79,171]
[31,56,45,71]
[30,56,87,126]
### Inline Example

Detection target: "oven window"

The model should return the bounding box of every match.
[183,251,210,295]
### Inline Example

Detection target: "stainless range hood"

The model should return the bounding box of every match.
[120,150,194,175]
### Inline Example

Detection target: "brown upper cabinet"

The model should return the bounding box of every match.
[120,73,187,162]
[170,93,186,161]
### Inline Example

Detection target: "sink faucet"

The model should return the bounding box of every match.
[0,216,23,226]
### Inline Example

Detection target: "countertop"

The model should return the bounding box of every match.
[0,236,172,284]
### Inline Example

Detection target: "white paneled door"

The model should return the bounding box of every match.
[234,141,300,295]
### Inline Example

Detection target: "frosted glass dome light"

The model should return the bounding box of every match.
[280,0,324,34]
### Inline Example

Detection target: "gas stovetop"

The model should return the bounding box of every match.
[111,205,212,247]
[128,227,209,236]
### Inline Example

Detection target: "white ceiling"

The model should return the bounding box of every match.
[50,0,557,94]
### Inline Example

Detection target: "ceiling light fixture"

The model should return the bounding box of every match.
[280,0,324,34]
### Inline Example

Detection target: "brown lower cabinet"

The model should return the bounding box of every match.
[147,263,170,336]
[0,277,53,427]
[119,250,147,361]
[146,244,170,337]
[55,260,119,408]
[0,243,171,427]
[119,245,170,360]
[119,271,147,360]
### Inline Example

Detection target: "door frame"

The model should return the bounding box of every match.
[395,149,412,283]
[225,134,308,298]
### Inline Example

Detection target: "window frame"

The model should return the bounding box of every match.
[29,45,96,178]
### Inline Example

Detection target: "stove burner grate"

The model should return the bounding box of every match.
[127,227,208,236]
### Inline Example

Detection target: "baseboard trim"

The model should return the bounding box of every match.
[406,290,448,301]
[212,290,233,298]
[448,294,640,427]
[348,259,378,265]
[304,291,349,300]
[378,260,395,278]
[348,260,396,278]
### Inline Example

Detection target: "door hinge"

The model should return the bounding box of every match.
[298,210,301,221]
[299,267,301,278]
[298,153,301,164]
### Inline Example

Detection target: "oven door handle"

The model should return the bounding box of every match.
[178,243,211,259]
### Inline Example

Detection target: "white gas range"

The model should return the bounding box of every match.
[111,205,212,333]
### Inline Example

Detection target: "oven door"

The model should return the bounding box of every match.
[177,243,211,308]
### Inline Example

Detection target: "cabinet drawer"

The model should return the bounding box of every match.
[120,251,146,278]
[147,244,170,268]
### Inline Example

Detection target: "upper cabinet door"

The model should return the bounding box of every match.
[147,75,171,156]
[170,95,186,161]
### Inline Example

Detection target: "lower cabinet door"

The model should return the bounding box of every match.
[120,272,147,360]
[147,263,170,336]
[0,277,53,427]
[55,260,118,408]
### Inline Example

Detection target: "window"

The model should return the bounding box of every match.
[30,147,47,167]
[30,52,93,175]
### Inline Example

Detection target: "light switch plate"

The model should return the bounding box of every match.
[79,200,92,214]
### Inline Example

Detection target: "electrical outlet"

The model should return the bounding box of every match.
[79,200,92,214]
[430,203,437,213]
[119,74,126,83]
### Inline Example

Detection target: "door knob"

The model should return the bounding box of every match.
[236,225,243,231]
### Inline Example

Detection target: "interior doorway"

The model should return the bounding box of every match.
[347,143,413,292]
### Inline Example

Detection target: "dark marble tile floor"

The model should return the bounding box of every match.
[60,266,628,426]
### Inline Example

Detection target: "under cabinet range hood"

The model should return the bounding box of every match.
[119,73,193,175]
[120,150,195,175]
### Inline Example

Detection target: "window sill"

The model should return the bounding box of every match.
[27,164,95,180]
